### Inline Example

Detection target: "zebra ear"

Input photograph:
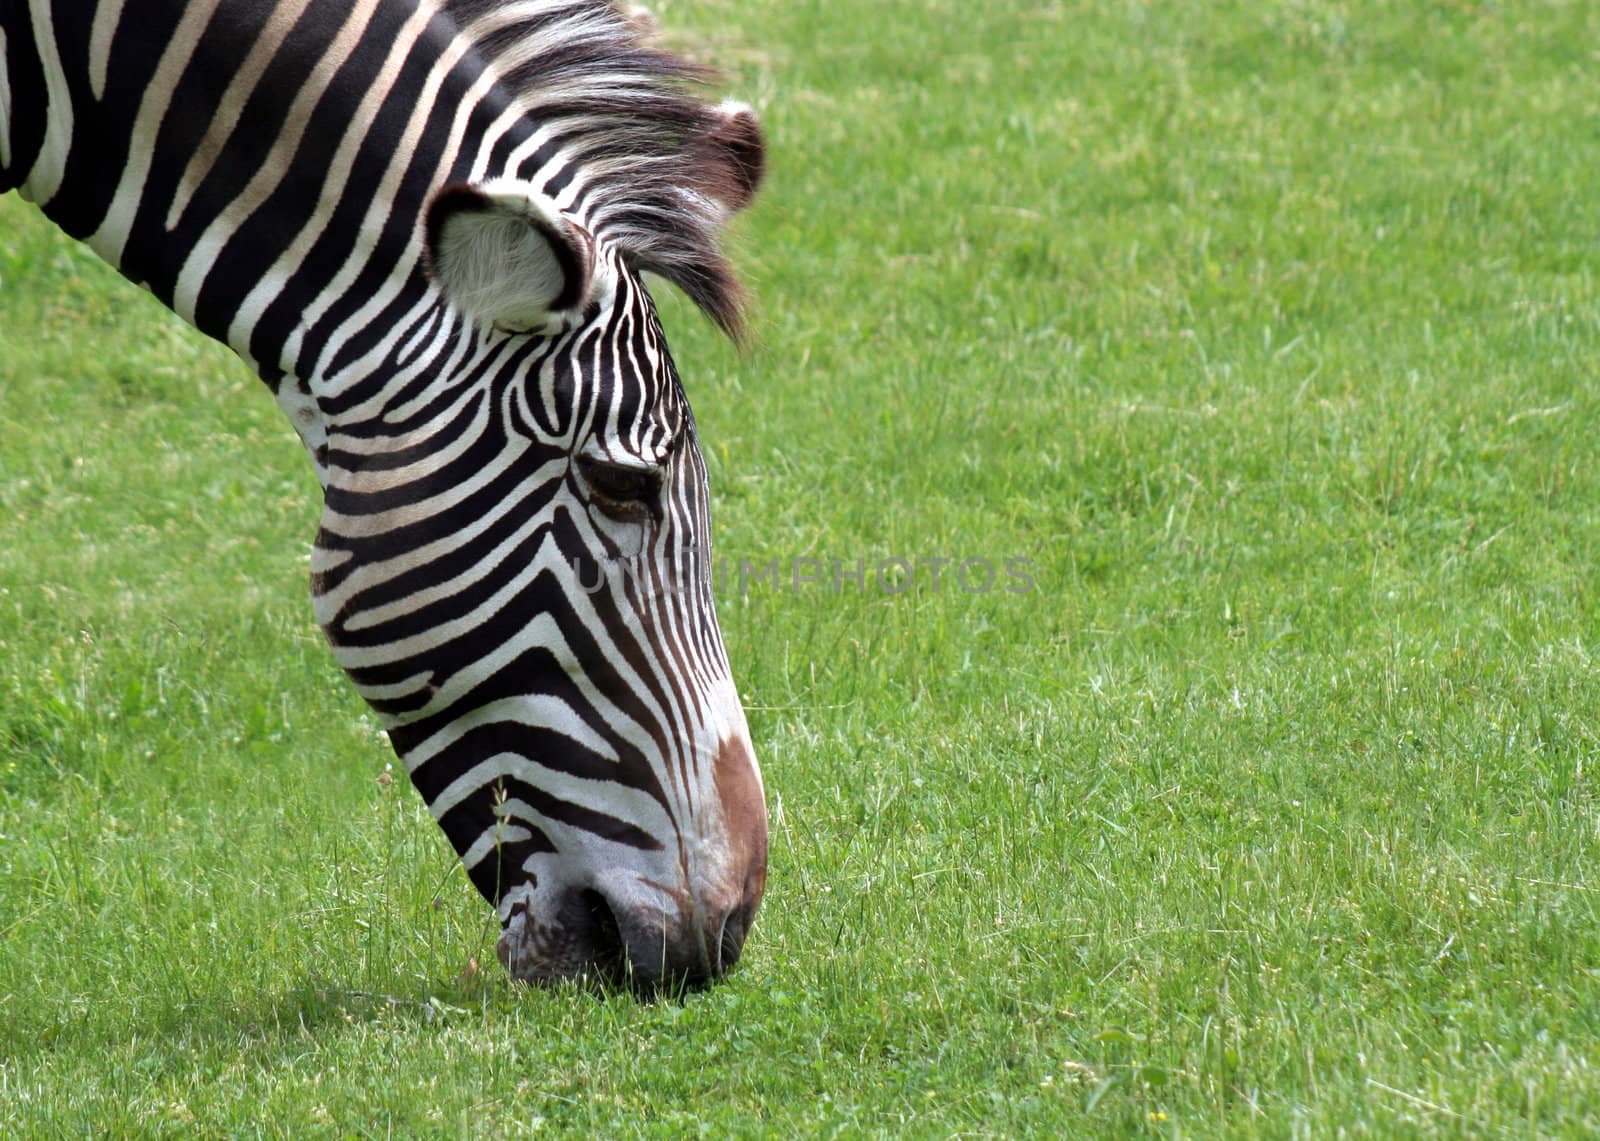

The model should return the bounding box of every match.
[424,181,595,333]
[697,101,765,215]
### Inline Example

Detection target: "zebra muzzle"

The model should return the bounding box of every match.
[495,882,751,993]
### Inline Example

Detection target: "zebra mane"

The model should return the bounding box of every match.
[440,0,760,339]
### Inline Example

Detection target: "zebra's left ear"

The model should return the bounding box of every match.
[424,181,596,333]
[696,101,765,215]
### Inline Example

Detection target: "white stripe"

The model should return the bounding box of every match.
[173,0,371,332]
[458,826,529,873]
[350,670,435,704]
[466,105,528,184]
[23,3,73,205]
[336,473,572,632]
[0,26,11,170]
[86,0,222,270]
[290,12,614,387]
[288,4,568,379]
[354,593,666,776]
[442,768,674,867]
[411,702,621,784]
[87,0,127,102]
[166,0,313,229]
[223,0,440,357]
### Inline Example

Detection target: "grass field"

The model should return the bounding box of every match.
[5,0,1600,1134]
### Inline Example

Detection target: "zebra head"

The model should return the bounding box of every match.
[1,0,772,992]
[309,97,768,991]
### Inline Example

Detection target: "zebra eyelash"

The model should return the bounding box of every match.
[575,454,664,517]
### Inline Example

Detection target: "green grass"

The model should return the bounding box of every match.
[5,0,1600,1133]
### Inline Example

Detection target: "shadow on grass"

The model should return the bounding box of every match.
[2,960,717,1071]
[2,974,501,1068]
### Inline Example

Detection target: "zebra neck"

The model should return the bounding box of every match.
[5,1,511,395]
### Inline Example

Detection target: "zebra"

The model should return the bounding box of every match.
[1,0,769,991]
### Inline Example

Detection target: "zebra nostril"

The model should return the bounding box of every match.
[599,898,722,995]
[716,906,749,975]
[578,888,622,948]
[571,888,628,981]
[615,913,684,994]
[570,882,755,993]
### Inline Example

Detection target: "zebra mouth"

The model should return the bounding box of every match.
[496,887,746,995]
[495,893,621,988]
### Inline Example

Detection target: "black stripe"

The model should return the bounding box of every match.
[435,765,664,854]
[36,0,180,237]
[253,6,466,372]
[188,4,412,337]
[0,7,47,194]
[320,473,563,641]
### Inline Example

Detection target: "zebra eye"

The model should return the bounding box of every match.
[577,457,661,515]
